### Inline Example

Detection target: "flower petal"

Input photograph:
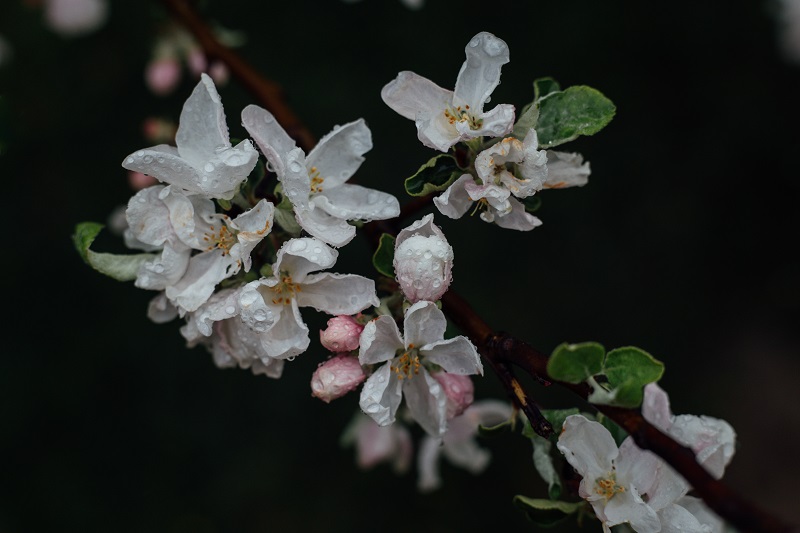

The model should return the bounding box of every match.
[307,119,372,188]
[557,415,618,487]
[603,487,661,533]
[404,368,448,437]
[175,73,231,166]
[381,71,453,121]
[421,336,483,376]
[417,435,444,492]
[657,503,710,533]
[297,272,379,315]
[433,174,474,219]
[274,237,338,282]
[241,104,297,175]
[166,249,234,312]
[403,300,447,348]
[258,301,310,359]
[670,414,736,479]
[616,437,667,501]
[544,151,591,189]
[313,183,400,221]
[359,364,403,426]
[294,206,356,248]
[359,315,404,365]
[642,382,674,431]
[453,32,510,111]
[493,197,542,231]
[229,199,274,271]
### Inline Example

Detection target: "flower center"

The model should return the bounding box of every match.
[443,105,483,130]
[202,219,237,255]
[309,166,324,193]
[391,344,421,380]
[594,473,625,501]
[269,273,302,305]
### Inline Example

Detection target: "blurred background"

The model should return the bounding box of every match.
[2,0,799,531]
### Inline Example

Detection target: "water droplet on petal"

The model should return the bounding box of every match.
[290,240,307,252]
[225,305,236,314]
[204,162,215,172]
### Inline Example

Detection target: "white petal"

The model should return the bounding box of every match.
[294,207,356,248]
[175,73,230,166]
[166,250,234,312]
[416,112,461,152]
[544,150,591,189]
[403,301,447,348]
[307,119,372,188]
[257,301,310,359]
[274,237,337,282]
[616,437,667,501]
[493,197,542,231]
[229,199,274,270]
[643,382,674,431]
[557,415,618,483]
[241,104,297,176]
[404,368,448,437]
[122,145,202,192]
[433,174,474,219]
[359,364,403,426]
[313,184,400,221]
[421,336,483,376]
[670,415,736,479]
[464,181,511,214]
[296,273,379,315]
[417,436,444,492]
[359,315,404,365]
[147,292,178,324]
[453,32,510,111]
[279,147,312,210]
[134,241,191,291]
[197,139,259,200]
[677,496,724,533]
[658,504,710,533]
[442,431,491,474]
[603,487,661,533]
[381,71,453,121]
[125,185,170,246]
[467,103,515,139]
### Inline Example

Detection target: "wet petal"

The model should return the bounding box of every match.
[175,73,231,166]
[381,71,453,121]
[433,174,474,219]
[273,237,338,282]
[313,184,400,221]
[421,337,483,376]
[404,368,448,437]
[453,32,510,111]
[359,315,404,365]
[241,104,297,175]
[297,273,379,315]
[403,301,447,348]
[294,206,356,248]
[359,364,403,427]
[307,119,372,189]
[493,197,542,231]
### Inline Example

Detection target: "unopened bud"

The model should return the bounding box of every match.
[394,214,453,303]
[145,57,181,96]
[433,371,474,419]
[311,354,366,403]
[320,315,364,352]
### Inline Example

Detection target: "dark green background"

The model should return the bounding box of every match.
[2,0,799,531]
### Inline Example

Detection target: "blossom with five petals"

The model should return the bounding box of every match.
[242,105,400,247]
[381,31,515,152]
[123,73,258,200]
[358,301,483,437]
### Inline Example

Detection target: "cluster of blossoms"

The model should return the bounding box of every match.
[382,32,591,230]
[557,383,735,532]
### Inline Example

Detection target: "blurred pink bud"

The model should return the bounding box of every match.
[208,61,230,86]
[355,417,412,473]
[433,372,474,419]
[145,57,181,96]
[320,315,364,352]
[186,48,207,77]
[127,170,158,191]
[310,354,366,403]
[44,0,108,37]
[394,214,453,303]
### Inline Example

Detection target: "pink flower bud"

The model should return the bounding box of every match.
[310,354,366,403]
[208,60,230,86]
[186,48,207,77]
[320,315,364,352]
[145,57,181,96]
[394,214,454,303]
[433,372,474,419]
[127,170,158,191]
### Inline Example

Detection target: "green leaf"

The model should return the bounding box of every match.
[72,222,155,282]
[512,102,539,139]
[404,154,462,197]
[542,408,581,437]
[536,86,616,148]
[519,195,542,214]
[534,77,561,100]
[600,346,665,408]
[372,233,396,278]
[217,198,232,211]
[513,496,584,528]
[547,342,605,384]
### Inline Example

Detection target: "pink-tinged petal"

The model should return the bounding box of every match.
[421,337,483,377]
[274,238,337,282]
[442,431,490,474]
[354,415,412,473]
[670,415,736,479]
[320,315,364,352]
[404,368,448,437]
[297,273,379,315]
[453,32,510,112]
[403,301,447,348]
[294,207,356,248]
[557,415,618,484]
[359,364,403,426]
[432,372,474,419]
[381,71,453,121]
[311,354,366,403]
[493,197,543,231]
[642,382,674,431]
[241,104,297,175]
[313,184,400,221]
[249,357,285,379]
[544,151,591,189]
[359,316,404,365]
[417,435,444,492]
[175,74,230,166]
[616,437,665,500]
[433,175,474,219]
[307,119,372,188]
[603,487,661,533]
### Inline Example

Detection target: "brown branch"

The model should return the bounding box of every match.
[160,3,797,532]
[158,0,316,153]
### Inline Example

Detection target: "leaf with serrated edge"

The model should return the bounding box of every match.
[73,222,154,282]
[536,86,616,148]
[547,342,605,384]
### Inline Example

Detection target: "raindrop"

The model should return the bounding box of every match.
[136,150,145,157]
[158,157,165,163]
[225,305,236,314]
[204,162,215,173]
[126,157,135,164]
[313,247,322,254]
[287,356,296,362]
[240,291,258,306]
[288,160,303,172]
[263,114,275,123]
[153,264,164,274]
[365,404,380,414]
[310,255,319,262]
[143,155,153,164]
[290,240,307,252]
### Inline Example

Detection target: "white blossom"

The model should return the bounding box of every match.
[393,214,454,303]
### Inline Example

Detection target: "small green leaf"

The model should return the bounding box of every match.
[259,263,274,278]
[72,222,155,282]
[519,195,542,214]
[547,342,605,384]
[534,77,562,100]
[478,418,513,437]
[372,233,396,278]
[513,496,584,527]
[599,346,665,408]
[404,154,462,197]
[536,86,616,148]
[216,198,232,211]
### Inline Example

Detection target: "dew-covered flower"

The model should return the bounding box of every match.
[358,301,483,437]
[123,73,258,200]
[125,184,274,313]
[417,400,512,492]
[320,315,364,352]
[381,31,515,152]
[236,237,379,360]
[310,353,366,403]
[393,214,454,303]
[242,105,400,247]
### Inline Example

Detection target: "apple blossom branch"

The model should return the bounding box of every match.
[158,1,796,532]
